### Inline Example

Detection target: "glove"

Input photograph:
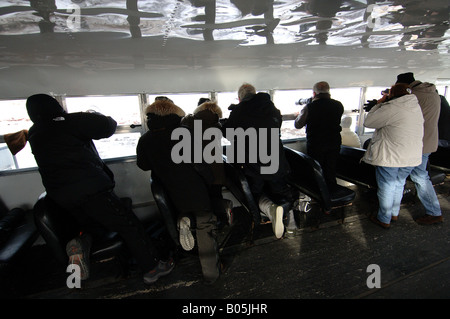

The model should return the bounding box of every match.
[363,99,377,112]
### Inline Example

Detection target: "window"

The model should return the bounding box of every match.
[364,86,389,101]
[272,89,312,140]
[65,95,141,126]
[0,99,31,135]
[1,84,446,172]
[146,93,211,116]
[362,86,389,134]
[330,87,363,134]
[272,89,313,115]
[65,95,142,159]
[0,99,37,170]
[436,85,448,99]
[216,92,239,119]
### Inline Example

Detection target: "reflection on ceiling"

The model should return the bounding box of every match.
[0,0,449,96]
[1,0,449,49]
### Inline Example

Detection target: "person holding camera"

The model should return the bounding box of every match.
[294,81,344,192]
[362,83,424,228]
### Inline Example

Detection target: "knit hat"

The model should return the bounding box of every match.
[396,72,415,84]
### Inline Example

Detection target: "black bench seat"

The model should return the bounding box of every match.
[337,145,446,189]
[0,208,39,296]
[337,146,377,188]
[32,195,129,276]
[429,146,450,174]
[284,147,355,214]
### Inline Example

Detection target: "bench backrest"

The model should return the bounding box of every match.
[222,157,261,225]
[284,147,333,212]
[150,173,180,246]
[337,146,377,188]
[430,146,450,173]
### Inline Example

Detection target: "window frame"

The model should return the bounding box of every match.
[1,85,448,174]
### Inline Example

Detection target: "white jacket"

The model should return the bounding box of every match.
[341,128,362,148]
[362,94,424,167]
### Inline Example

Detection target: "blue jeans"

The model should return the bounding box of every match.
[375,166,413,224]
[408,153,442,217]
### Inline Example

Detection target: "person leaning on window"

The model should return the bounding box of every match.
[26,94,174,284]
[362,83,424,229]
[136,96,222,285]
[222,83,294,239]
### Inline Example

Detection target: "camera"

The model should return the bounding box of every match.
[295,97,312,105]
[381,88,390,96]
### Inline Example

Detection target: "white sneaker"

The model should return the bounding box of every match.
[269,205,284,239]
[178,217,195,251]
[223,199,234,225]
[66,233,92,280]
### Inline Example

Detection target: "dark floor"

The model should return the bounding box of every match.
[2,176,450,307]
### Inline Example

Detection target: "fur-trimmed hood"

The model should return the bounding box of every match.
[194,101,223,118]
[145,99,185,117]
[181,101,223,130]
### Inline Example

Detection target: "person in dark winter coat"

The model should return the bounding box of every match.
[294,81,344,192]
[26,93,173,284]
[222,83,294,239]
[438,94,450,148]
[136,97,221,284]
[181,99,233,227]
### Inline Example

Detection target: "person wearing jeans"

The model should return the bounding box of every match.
[363,84,424,228]
[375,166,414,224]
[409,153,443,224]
[395,72,443,225]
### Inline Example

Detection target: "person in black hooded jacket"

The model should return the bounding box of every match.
[26,93,173,284]
[222,83,294,239]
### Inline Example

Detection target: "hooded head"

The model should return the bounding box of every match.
[340,116,352,129]
[194,101,223,119]
[396,72,415,85]
[198,97,211,106]
[26,94,65,123]
[145,98,185,117]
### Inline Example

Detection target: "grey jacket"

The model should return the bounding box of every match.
[410,80,441,154]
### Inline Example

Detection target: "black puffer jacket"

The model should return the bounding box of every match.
[26,94,117,206]
[221,92,290,179]
[136,99,211,214]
